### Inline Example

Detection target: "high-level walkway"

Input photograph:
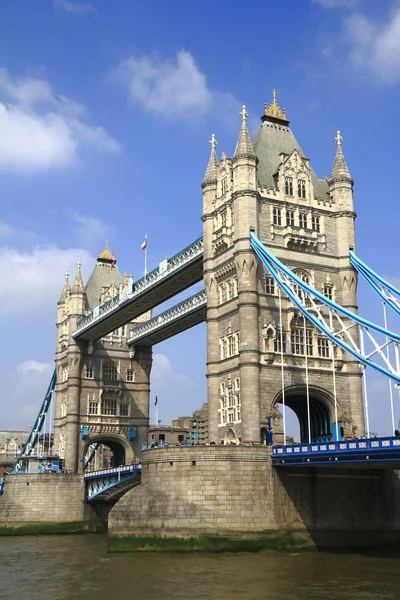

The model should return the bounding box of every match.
[128,290,206,346]
[73,237,203,341]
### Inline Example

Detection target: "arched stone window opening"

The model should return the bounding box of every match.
[224,427,238,445]
[102,361,118,381]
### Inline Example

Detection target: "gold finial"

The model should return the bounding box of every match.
[98,240,115,262]
[209,133,217,149]
[264,89,288,122]
[335,130,343,147]
[240,105,248,121]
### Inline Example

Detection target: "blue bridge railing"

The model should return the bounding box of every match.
[272,436,400,466]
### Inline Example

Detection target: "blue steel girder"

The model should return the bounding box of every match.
[350,251,400,318]
[85,465,141,502]
[73,237,204,342]
[128,290,206,346]
[12,370,56,472]
[250,232,400,386]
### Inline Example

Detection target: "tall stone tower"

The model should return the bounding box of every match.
[202,93,364,445]
[53,243,152,473]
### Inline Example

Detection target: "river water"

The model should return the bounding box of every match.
[1,535,400,600]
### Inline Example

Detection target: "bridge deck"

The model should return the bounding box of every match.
[128,290,206,346]
[272,436,400,468]
[73,237,204,341]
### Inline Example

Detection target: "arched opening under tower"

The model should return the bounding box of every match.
[82,436,133,471]
[275,388,335,443]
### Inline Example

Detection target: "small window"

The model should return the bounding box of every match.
[62,367,69,382]
[102,362,118,381]
[298,179,306,199]
[158,434,165,442]
[220,382,226,396]
[101,397,117,416]
[273,207,282,226]
[291,328,304,355]
[221,211,227,227]
[299,213,308,229]
[286,210,295,226]
[119,402,129,417]
[323,284,333,300]
[85,365,94,379]
[318,337,330,358]
[312,215,320,232]
[89,401,98,415]
[228,335,235,357]
[285,177,293,196]
[126,368,134,382]
[265,275,275,295]
[306,329,313,356]
[221,177,227,195]
[274,336,286,353]
[234,377,240,391]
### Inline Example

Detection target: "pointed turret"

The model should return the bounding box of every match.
[58,269,70,304]
[329,131,353,185]
[234,106,256,158]
[202,134,219,185]
[71,258,84,294]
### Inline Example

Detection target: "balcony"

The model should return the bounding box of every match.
[282,225,326,251]
[213,225,232,255]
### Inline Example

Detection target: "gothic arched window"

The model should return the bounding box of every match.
[102,361,118,381]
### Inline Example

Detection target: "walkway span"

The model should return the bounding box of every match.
[73,237,204,341]
[85,464,141,503]
[128,290,206,346]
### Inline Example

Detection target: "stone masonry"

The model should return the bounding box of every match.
[202,93,364,445]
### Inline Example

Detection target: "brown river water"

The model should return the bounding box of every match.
[1,535,400,600]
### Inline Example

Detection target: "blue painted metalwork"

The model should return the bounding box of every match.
[12,370,56,472]
[84,464,141,502]
[129,427,137,440]
[0,477,4,495]
[272,436,400,466]
[74,236,204,337]
[350,250,400,318]
[250,232,400,385]
[81,426,89,440]
[83,442,100,470]
[128,289,206,345]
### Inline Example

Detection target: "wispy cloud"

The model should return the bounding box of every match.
[343,7,400,83]
[0,68,120,173]
[68,210,112,247]
[0,243,94,316]
[114,49,240,124]
[54,0,98,15]
[312,0,359,8]
[16,360,53,374]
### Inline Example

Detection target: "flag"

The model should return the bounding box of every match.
[154,395,158,406]
[141,234,147,250]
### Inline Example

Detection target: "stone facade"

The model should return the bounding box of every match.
[148,425,190,446]
[53,244,152,473]
[202,94,364,445]
[0,473,86,525]
[172,402,209,444]
[109,446,400,549]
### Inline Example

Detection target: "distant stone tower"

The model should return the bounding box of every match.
[53,243,152,473]
[202,93,364,445]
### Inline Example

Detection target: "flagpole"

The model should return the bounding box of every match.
[144,245,147,276]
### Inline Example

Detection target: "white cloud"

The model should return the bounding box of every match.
[152,353,193,388]
[68,210,111,247]
[344,7,400,83]
[54,0,98,14]
[16,360,52,374]
[115,50,240,123]
[0,244,94,316]
[312,0,358,7]
[0,68,120,173]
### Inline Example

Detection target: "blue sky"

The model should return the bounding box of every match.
[0,0,399,437]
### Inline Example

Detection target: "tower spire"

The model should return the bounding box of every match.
[330,130,353,185]
[58,268,71,304]
[202,133,219,184]
[234,105,255,158]
[71,258,84,294]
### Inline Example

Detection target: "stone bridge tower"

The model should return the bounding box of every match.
[202,93,364,445]
[53,243,152,473]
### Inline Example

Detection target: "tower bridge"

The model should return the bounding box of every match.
[3,91,400,551]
